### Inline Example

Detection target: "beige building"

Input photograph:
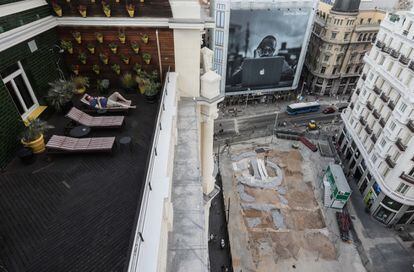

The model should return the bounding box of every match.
[305,0,386,96]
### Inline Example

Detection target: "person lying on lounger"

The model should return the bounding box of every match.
[84,92,136,109]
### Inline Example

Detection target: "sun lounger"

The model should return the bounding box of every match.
[80,93,131,112]
[66,107,124,128]
[46,135,115,153]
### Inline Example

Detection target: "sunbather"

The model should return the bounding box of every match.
[85,92,136,109]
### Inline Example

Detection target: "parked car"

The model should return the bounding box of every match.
[323,107,336,114]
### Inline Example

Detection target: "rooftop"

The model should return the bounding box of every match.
[0,91,158,271]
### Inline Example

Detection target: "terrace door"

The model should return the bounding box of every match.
[2,61,38,120]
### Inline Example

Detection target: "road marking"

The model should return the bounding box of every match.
[234,119,239,134]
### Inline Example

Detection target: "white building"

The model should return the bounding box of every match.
[339,8,414,225]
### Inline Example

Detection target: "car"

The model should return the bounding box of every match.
[308,120,317,130]
[323,107,336,114]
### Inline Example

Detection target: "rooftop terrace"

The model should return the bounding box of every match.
[0,90,158,271]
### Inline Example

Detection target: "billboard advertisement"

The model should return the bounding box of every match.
[225,7,312,93]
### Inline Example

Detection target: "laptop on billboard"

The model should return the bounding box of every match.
[241,56,284,87]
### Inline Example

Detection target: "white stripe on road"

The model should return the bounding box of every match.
[234,119,239,134]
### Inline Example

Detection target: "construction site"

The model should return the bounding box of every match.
[219,136,365,272]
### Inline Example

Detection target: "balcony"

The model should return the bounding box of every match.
[410,61,414,72]
[380,93,390,103]
[388,100,395,111]
[365,125,373,135]
[361,74,367,81]
[373,86,381,95]
[359,116,367,126]
[396,138,407,151]
[399,55,410,65]
[400,172,414,185]
[407,120,414,133]
[367,101,374,111]
[385,155,396,168]
[379,118,386,128]
[382,46,391,54]
[376,40,385,49]
[373,109,381,119]
[403,30,409,36]
[390,49,400,59]
[355,88,360,95]
[371,134,377,143]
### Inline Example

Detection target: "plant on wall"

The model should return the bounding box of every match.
[126,3,135,17]
[78,5,87,17]
[60,40,73,54]
[72,76,90,94]
[72,65,80,75]
[131,41,140,54]
[141,33,149,44]
[121,73,136,92]
[51,2,62,17]
[87,43,95,54]
[72,31,82,44]
[102,2,111,17]
[108,42,118,54]
[78,52,87,64]
[92,64,100,75]
[95,32,104,43]
[99,53,109,64]
[120,54,130,65]
[97,79,110,94]
[118,31,126,44]
[142,52,151,64]
[111,64,121,75]
[133,63,142,74]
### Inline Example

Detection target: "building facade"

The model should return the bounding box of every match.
[305,0,386,96]
[339,10,414,226]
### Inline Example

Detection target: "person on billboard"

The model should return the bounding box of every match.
[228,35,294,85]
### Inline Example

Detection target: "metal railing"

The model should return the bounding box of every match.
[127,67,172,271]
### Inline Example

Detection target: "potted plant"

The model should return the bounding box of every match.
[133,63,142,74]
[92,64,100,75]
[78,52,87,64]
[111,64,121,75]
[121,73,136,92]
[131,41,140,54]
[21,119,53,154]
[99,53,109,64]
[52,2,62,17]
[47,79,75,113]
[126,3,135,17]
[86,43,95,54]
[118,31,126,44]
[97,79,110,94]
[61,40,73,54]
[142,52,151,64]
[96,32,104,43]
[109,42,118,54]
[78,5,87,17]
[72,31,82,44]
[143,78,161,103]
[102,2,111,17]
[141,33,149,44]
[72,76,89,94]
[72,64,80,75]
[121,54,130,64]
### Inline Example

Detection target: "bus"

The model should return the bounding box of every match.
[286,101,321,115]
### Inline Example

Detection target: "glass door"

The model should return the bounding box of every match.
[2,61,38,120]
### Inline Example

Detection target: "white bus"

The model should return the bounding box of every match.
[286,101,321,115]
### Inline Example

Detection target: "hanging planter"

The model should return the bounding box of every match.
[72,65,80,75]
[141,34,149,44]
[91,0,95,3]
[121,54,130,65]
[95,32,104,43]
[142,52,151,64]
[140,0,144,3]
[133,63,142,74]
[131,41,140,54]
[87,43,95,54]
[78,5,87,17]
[78,52,87,64]
[72,31,82,44]
[60,40,73,54]
[111,64,121,75]
[52,2,62,17]
[126,4,135,17]
[99,53,109,64]
[92,64,100,75]
[118,31,126,44]
[108,42,118,54]
[102,2,111,17]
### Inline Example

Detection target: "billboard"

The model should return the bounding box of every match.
[225,7,312,93]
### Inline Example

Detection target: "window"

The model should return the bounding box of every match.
[333,68,337,74]
[399,102,407,113]
[382,166,390,177]
[408,166,414,177]
[344,33,350,40]
[331,32,337,39]
[396,183,410,195]
[389,121,396,131]
[372,153,378,164]
[215,30,224,46]
[368,18,372,24]
[324,55,330,62]
[346,66,351,74]
[321,67,326,74]
[380,138,387,148]
[360,18,364,24]
[216,10,225,28]
[327,44,333,50]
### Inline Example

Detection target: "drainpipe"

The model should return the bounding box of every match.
[156,29,163,82]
